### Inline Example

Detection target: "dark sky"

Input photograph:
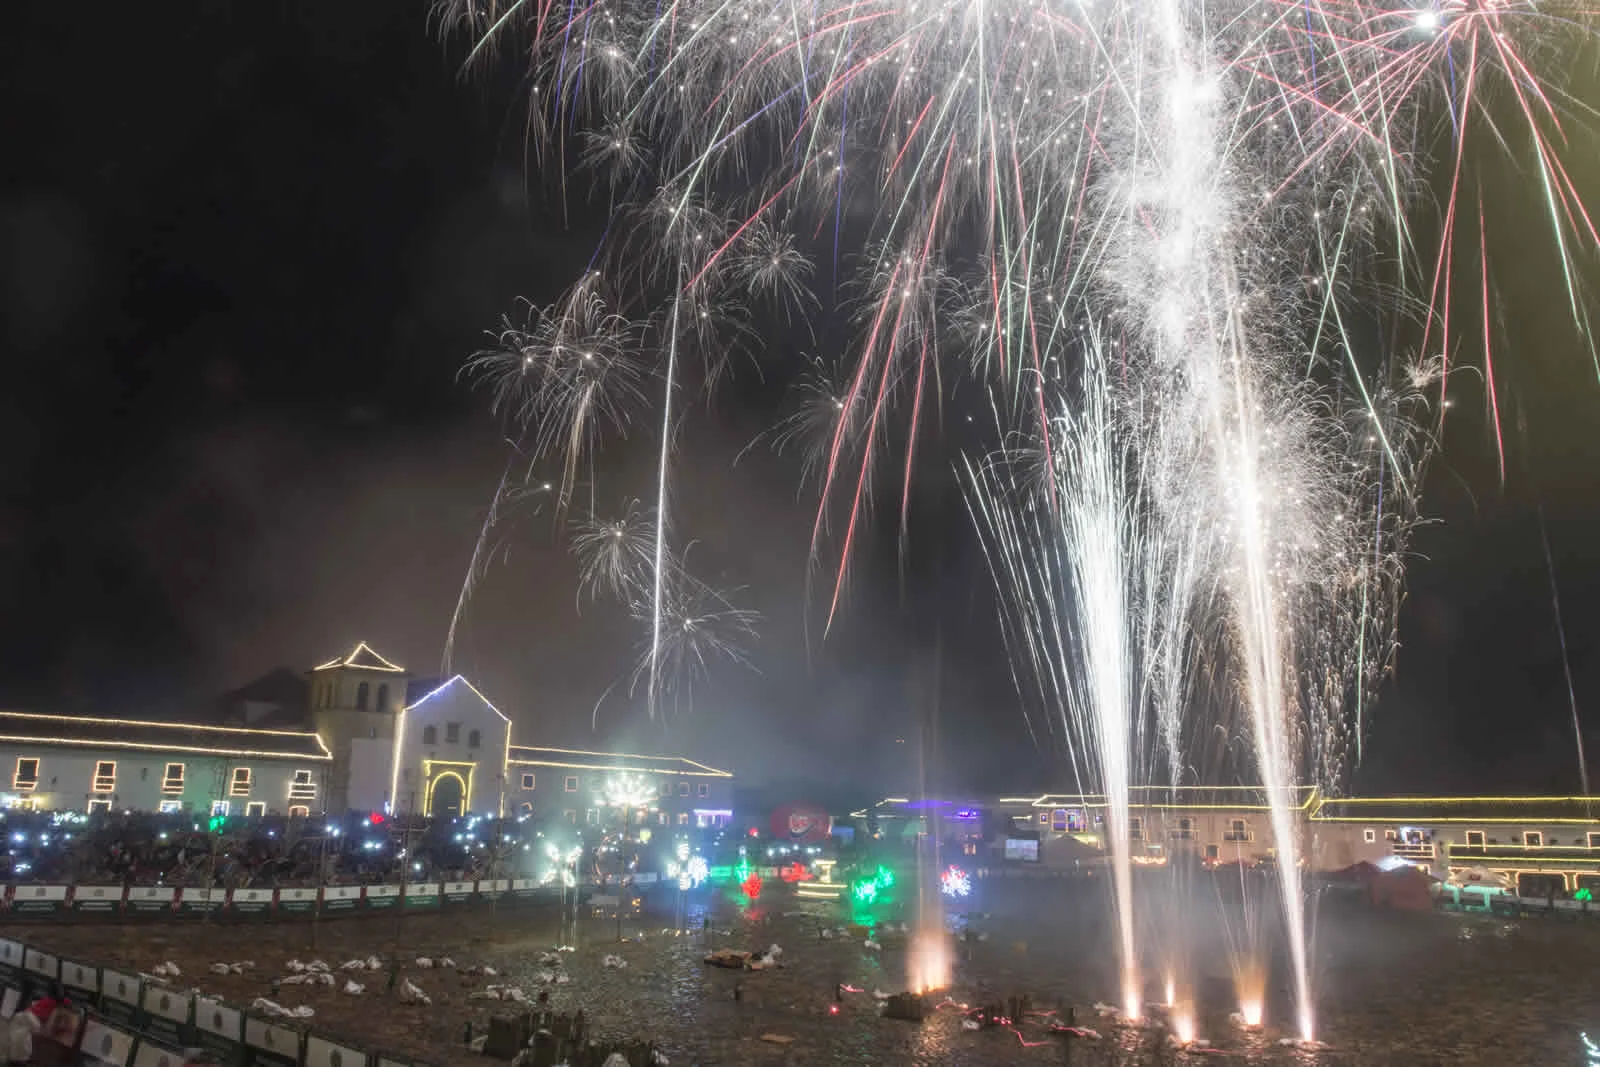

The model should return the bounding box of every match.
[3,3,1597,797]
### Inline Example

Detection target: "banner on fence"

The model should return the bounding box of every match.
[230,889,274,916]
[60,960,98,1002]
[79,1018,138,1067]
[402,883,439,910]
[195,995,246,1064]
[510,879,538,902]
[363,885,399,911]
[277,888,317,915]
[11,884,68,915]
[305,1032,368,1067]
[99,968,142,1026]
[323,886,361,913]
[442,881,474,906]
[180,888,225,914]
[73,885,125,914]
[141,984,194,1046]
[244,1014,305,1067]
[478,879,507,900]
[126,886,176,914]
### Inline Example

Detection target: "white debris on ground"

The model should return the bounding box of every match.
[962,1019,982,1031]
[538,952,563,967]
[342,981,364,996]
[414,958,433,969]
[601,955,627,970]
[150,962,181,978]
[555,946,575,953]
[863,939,881,952]
[280,973,336,987]
[252,998,313,1020]
[872,989,891,1001]
[399,980,431,1006]
[438,957,457,968]
[749,944,783,970]
[208,962,253,975]
[1093,1002,1120,1018]
[651,1051,669,1066]
[602,1054,629,1067]
[469,985,529,1003]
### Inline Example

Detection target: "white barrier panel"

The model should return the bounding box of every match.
[73,885,125,912]
[196,996,243,1044]
[133,1041,184,1067]
[127,886,176,913]
[79,1019,137,1067]
[278,888,318,913]
[231,888,274,914]
[305,1033,368,1067]
[323,886,362,912]
[23,948,58,980]
[11,885,69,914]
[0,940,23,974]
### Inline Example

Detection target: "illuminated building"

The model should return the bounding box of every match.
[0,642,733,820]
[855,789,1600,897]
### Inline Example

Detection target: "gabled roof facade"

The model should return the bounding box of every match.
[312,642,406,673]
[507,745,732,778]
[0,711,331,760]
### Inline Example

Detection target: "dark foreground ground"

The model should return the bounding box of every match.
[20,876,1600,1066]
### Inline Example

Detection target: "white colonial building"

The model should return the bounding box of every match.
[0,643,732,820]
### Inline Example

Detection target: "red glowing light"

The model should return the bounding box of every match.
[368,812,386,825]
[828,1004,840,1015]
[741,873,763,899]
[778,862,812,883]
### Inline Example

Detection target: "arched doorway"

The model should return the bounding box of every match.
[428,773,466,817]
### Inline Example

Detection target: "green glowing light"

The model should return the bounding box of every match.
[1577,888,1593,902]
[875,866,895,889]
[852,879,878,903]
[207,815,226,834]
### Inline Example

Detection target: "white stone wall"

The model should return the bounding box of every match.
[392,679,512,815]
[0,742,326,815]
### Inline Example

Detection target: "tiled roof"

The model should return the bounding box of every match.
[507,745,731,778]
[0,711,330,760]
[1312,796,1600,823]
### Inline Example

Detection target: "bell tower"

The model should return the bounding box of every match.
[308,642,409,812]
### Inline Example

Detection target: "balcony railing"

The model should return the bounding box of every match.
[1391,842,1435,861]
[1222,831,1255,843]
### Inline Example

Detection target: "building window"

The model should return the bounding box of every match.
[468,729,481,749]
[1171,817,1194,841]
[357,682,370,711]
[1038,812,1048,824]
[1465,830,1485,847]
[158,799,183,814]
[564,776,578,793]
[585,809,598,825]
[422,725,437,745]
[229,767,252,797]
[446,723,461,744]
[288,805,309,818]
[677,813,689,826]
[657,812,667,826]
[697,783,709,798]
[1524,831,1544,848]
[92,761,116,794]
[677,782,690,797]
[1205,844,1220,860]
[376,683,389,711]
[12,758,39,792]
[87,798,112,813]
[1129,817,1144,842]
[1052,808,1068,831]
[564,809,576,824]
[211,800,230,817]
[289,769,317,802]
[1589,832,1600,849]
[1363,828,1376,843]
[1225,818,1248,842]
[162,763,185,795]
[1385,829,1398,842]
[521,773,536,790]
[659,782,671,797]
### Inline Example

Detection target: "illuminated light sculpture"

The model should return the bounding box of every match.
[741,873,762,899]
[939,865,971,899]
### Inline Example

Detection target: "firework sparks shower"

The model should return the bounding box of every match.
[439,0,1591,1037]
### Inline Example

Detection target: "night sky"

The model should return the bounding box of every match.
[4,3,1597,797]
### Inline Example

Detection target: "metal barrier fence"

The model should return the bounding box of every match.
[0,938,433,1067]
[0,878,615,920]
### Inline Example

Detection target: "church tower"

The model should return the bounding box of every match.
[307,642,409,813]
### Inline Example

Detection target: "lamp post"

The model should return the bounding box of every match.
[603,774,656,941]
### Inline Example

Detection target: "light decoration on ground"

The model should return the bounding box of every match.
[740,872,762,899]
[939,866,971,898]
